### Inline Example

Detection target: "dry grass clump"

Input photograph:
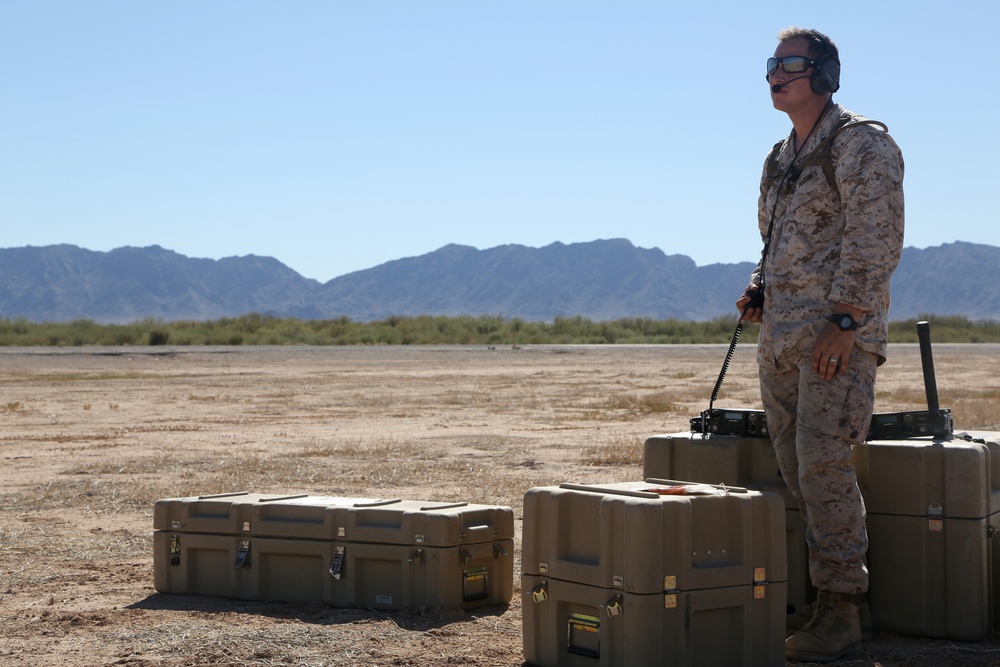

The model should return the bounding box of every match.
[603,391,680,415]
[577,429,646,466]
[951,389,1000,431]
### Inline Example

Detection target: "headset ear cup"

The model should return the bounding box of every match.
[810,73,829,94]
[811,56,841,94]
[826,57,841,92]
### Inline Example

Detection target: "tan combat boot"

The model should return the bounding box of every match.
[787,592,872,640]
[786,590,863,663]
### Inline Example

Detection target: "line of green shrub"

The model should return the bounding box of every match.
[0,313,995,347]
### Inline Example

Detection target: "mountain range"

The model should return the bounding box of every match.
[1,239,997,324]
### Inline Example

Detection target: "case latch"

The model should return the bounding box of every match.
[234,540,251,569]
[329,545,345,579]
[169,534,181,567]
[928,504,943,532]
[605,594,623,617]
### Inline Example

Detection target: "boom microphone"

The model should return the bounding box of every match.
[771,75,810,93]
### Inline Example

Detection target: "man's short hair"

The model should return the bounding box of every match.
[777,27,839,64]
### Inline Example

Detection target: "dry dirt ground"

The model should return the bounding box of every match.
[2,343,1000,667]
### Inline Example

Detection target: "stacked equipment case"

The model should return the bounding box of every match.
[643,431,813,615]
[520,480,787,667]
[851,432,1000,640]
[153,492,514,611]
[644,430,1000,641]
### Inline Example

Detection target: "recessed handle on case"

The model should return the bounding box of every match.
[258,494,311,503]
[558,483,658,499]
[419,502,469,511]
[463,566,489,601]
[567,613,601,659]
[197,491,251,499]
[353,498,403,507]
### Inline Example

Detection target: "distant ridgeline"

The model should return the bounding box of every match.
[0,240,997,324]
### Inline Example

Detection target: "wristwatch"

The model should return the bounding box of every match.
[829,313,860,331]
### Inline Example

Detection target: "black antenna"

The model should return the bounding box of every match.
[863,320,953,441]
[916,320,944,429]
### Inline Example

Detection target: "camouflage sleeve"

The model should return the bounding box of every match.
[828,127,905,311]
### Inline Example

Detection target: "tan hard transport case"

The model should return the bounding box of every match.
[643,431,812,615]
[646,429,1000,641]
[851,432,1000,640]
[520,480,787,667]
[153,492,514,611]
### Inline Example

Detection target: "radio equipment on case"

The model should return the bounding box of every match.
[698,408,769,437]
[866,320,953,440]
[690,318,952,441]
[689,311,771,437]
[867,409,953,440]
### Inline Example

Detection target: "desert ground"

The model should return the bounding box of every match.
[2,343,1000,667]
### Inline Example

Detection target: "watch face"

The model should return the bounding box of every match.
[832,314,857,330]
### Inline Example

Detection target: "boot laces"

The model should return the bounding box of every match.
[806,591,836,632]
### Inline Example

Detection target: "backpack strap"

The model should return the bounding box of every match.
[798,118,889,192]
[762,139,786,195]
[765,115,890,197]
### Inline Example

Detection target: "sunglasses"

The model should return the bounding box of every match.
[766,55,820,78]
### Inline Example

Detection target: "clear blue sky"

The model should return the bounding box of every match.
[2,1,996,283]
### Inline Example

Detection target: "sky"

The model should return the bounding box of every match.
[2,1,996,283]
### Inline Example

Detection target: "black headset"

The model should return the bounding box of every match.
[811,54,841,94]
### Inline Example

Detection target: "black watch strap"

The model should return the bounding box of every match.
[830,313,859,331]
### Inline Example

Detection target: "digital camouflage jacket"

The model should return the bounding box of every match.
[752,103,905,367]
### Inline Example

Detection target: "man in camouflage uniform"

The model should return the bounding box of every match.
[737,27,904,663]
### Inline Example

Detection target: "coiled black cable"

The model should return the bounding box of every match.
[709,317,745,412]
